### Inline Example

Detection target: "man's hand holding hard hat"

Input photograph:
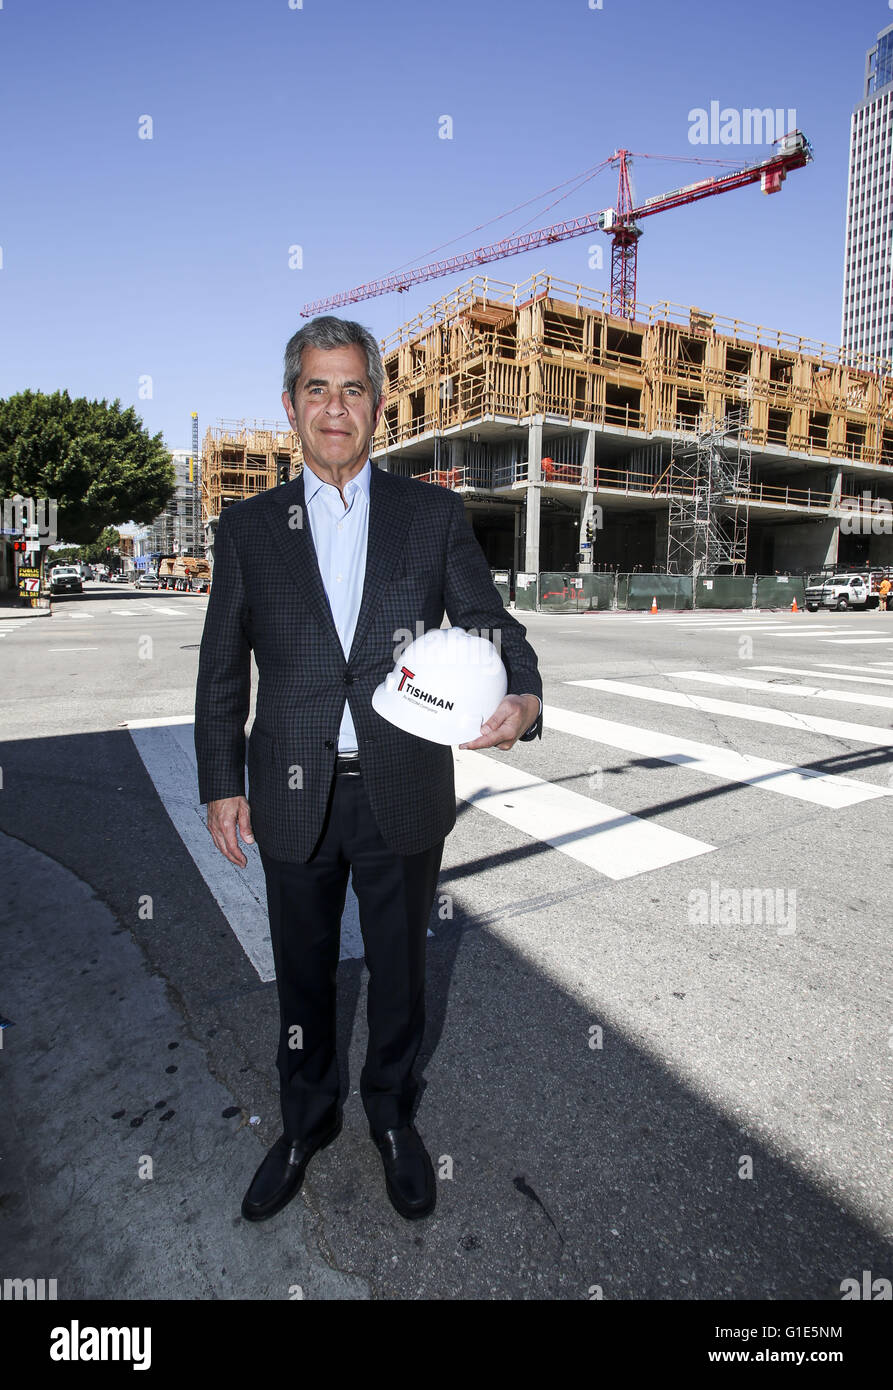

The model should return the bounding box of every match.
[457,692,541,751]
[372,627,540,752]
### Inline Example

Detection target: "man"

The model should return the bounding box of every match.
[194,316,543,1223]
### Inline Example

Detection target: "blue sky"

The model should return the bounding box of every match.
[0,0,884,452]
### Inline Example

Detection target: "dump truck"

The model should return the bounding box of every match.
[157,555,211,592]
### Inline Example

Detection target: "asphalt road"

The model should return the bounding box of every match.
[2,583,892,1302]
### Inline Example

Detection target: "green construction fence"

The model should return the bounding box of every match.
[755,575,806,608]
[537,572,616,613]
[495,571,809,613]
[618,574,693,610]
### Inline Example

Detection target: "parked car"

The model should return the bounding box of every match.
[136,571,160,589]
[50,566,83,594]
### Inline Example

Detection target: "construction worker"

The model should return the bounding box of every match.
[878,575,892,612]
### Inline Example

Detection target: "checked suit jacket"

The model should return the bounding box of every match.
[194,464,544,863]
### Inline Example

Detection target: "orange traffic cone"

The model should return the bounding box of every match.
[650,595,658,614]
[791,597,798,613]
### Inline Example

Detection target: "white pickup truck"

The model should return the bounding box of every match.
[804,571,890,611]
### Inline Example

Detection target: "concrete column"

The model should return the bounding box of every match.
[450,438,465,483]
[527,419,543,482]
[578,429,598,573]
[524,418,543,574]
[830,469,843,507]
[524,485,541,574]
[826,469,843,567]
[654,511,669,570]
[582,428,596,489]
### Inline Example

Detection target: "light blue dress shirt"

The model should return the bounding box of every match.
[302,456,370,753]
[302,456,542,752]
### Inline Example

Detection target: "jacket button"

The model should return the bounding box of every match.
[324,739,335,749]
[343,672,355,684]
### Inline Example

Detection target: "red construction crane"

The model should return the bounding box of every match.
[301,132,812,320]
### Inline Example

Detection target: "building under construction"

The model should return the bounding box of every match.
[202,271,893,576]
[370,271,893,576]
[201,420,303,527]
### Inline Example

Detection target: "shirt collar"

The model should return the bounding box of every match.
[302,456,371,506]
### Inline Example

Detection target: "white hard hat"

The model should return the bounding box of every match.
[372,626,508,745]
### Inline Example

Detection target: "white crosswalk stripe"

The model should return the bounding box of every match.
[542,705,888,807]
[126,720,364,977]
[668,669,893,711]
[129,664,893,980]
[571,678,893,745]
[452,749,714,878]
[751,665,893,688]
[777,630,886,639]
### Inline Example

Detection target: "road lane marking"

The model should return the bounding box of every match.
[542,705,888,807]
[452,749,714,879]
[819,637,893,645]
[48,647,99,652]
[667,670,893,711]
[571,679,893,746]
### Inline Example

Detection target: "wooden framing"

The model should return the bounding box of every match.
[201,420,303,524]
[372,272,893,471]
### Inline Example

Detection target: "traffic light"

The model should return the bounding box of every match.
[12,540,27,552]
[585,521,593,543]
[278,461,291,486]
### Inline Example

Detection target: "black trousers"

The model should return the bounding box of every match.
[259,763,444,1142]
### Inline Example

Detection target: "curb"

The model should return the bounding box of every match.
[0,605,52,620]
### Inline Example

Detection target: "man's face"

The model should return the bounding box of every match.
[282,343,385,477]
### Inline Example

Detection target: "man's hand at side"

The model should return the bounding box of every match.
[458,694,540,752]
[207,796,255,867]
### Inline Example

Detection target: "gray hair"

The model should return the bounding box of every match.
[283,316,385,411]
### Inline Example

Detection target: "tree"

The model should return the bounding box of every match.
[47,546,80,568]
[0,389,176,545]
[81,527,121,563]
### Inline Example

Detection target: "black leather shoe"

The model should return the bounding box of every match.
[241,1114,342,1222]
[371,1124,436,1220]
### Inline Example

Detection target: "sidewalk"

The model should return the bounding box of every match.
[0,831,369,1299]
[0,603,51,619]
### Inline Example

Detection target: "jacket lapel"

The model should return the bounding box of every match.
[264,465,416,660]
[264,472,337,643]
[348,466,415,662]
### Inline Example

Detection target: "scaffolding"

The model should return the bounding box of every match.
[201,420,302,524]
[666,408,752,575]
